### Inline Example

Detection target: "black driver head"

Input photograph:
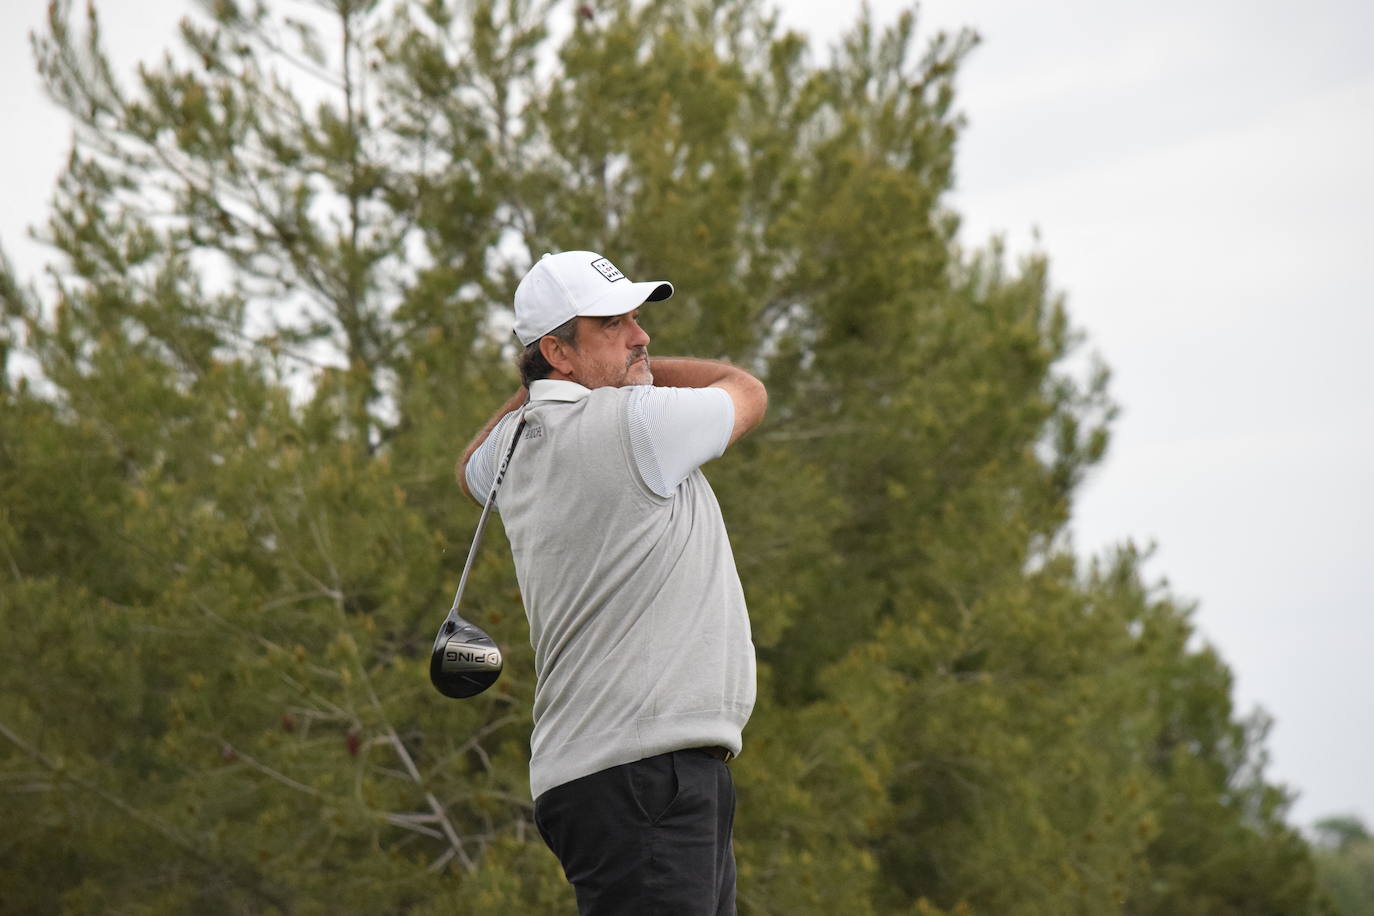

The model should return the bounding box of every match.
[429,616,504,698]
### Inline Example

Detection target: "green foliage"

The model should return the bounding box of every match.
[1314,815,1374,916]
[0,0,1323,912]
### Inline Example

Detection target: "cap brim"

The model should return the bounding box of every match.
[577,280,674,317]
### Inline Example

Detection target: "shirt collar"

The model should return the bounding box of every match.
[529,378,592,402]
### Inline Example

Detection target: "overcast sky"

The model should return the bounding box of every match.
[3,0,1371,829]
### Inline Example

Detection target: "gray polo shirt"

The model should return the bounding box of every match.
[466,380,757,798]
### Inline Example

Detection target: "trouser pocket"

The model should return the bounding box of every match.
[629,751,680,825]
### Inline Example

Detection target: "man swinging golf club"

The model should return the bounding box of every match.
[458,249,766,914]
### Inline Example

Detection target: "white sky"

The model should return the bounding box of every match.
[3,0,1371,829]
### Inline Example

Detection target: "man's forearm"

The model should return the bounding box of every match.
[649,357,746,389]
[455,387,527,503]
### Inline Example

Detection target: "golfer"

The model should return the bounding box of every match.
[458,249,766,914]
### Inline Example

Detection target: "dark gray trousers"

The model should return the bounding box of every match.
[533,748,737,915]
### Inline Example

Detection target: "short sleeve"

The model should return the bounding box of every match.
[625,386,734,498]
[464,412,520,505]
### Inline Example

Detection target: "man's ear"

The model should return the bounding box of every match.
[539,330,577,376]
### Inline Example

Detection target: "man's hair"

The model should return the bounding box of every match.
[516,316,579,387]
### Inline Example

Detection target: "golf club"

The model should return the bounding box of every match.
[430,612,504,699]
[430,411,526,699]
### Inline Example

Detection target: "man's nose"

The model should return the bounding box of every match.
[630,320,650,347]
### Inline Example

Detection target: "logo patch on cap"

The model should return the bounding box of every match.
[590,257,625,283]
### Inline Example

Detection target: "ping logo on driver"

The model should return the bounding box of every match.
[442,642,502,672]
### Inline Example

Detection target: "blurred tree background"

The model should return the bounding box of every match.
[1313,816,1374,916]
[0,0,1355,912]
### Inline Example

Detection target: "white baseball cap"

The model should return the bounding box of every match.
[513,250,674,346]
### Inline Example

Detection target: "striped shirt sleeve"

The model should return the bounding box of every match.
[625,386,734,498]
[464,412,519,505]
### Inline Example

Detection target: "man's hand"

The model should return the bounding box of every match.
[648,357,767,447]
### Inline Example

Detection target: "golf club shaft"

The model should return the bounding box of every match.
[448,412,527,619]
